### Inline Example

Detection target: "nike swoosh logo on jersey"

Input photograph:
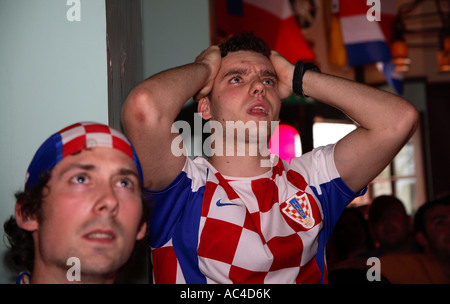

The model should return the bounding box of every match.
[216,199,239,207]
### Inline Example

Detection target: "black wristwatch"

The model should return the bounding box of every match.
[292,61,320,97]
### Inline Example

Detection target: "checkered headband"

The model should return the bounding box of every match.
[24,122,143,191]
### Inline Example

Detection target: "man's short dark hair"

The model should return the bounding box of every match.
[219,32,271,59]
[3,176,49,273]
[368,195,407,224]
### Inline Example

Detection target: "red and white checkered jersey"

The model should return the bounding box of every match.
[147,144,366,283]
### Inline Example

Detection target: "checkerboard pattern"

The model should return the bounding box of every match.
[195,160,324,283]
[150,144,361,284]
[25,122,142,190]
[59,122,134,159]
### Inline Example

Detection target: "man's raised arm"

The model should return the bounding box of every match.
[271,52,419,193]
[121,46,222,190]
[303,71,418,193]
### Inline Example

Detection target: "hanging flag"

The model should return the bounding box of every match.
[338,0,403,94]
[377,62,404,95]
[327,0,347,67]
[338,0,392,66]
[377,0,404,95]
[214,0,316,64]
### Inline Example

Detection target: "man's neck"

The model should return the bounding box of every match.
[206,132,275,177]
[208,154,272,178]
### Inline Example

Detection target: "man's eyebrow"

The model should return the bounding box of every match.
[260,69,278,79]
[58,164,139,179]
[59,163,96,178]
[222,68,277,80]
[222,68,249,79]
[118,168,140,179]
[430,214,450,222]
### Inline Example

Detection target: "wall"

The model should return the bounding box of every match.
[0,0,108,283]
[141,0,211,157]
[142,0,210,79]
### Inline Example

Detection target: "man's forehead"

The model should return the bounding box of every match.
[221,51,274,70]
[54,147,137,173]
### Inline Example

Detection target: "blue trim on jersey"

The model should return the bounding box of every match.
[310,177,367,283]
[316,230,327,284]
[147,172,188,248]
[147,170,207,283]
[172,184,206,283]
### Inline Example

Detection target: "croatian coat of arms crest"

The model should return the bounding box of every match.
[282,193,315,229]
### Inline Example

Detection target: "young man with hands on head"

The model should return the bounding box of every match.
[122,32,418,284]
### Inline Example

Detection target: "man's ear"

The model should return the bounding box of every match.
[197,96,212,120]
[15,202,39,232]
[136,222,147,241]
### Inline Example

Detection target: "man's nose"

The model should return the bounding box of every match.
[94,183,119,216]
[249,79,266,96]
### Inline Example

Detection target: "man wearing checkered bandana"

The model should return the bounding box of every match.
[4,122,148,284]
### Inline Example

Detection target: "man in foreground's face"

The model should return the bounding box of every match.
[12,122,147,284]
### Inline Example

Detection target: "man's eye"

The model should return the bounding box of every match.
[71,174,89,184]
[117,178,133,189]
[263,79,275,85]
[230,76,242,83]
